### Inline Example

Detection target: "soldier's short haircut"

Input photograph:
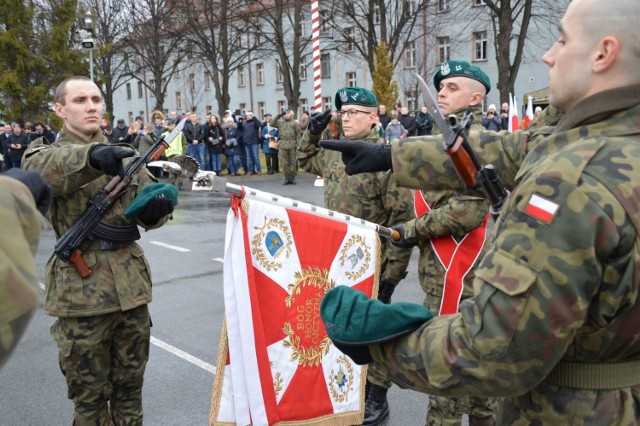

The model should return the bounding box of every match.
[55,76,93,105]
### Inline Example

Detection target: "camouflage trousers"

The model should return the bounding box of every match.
[50,305,151,426]
[427,394,495,426]
[278,147,297,179]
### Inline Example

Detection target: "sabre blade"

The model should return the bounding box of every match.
[416,74,455,142]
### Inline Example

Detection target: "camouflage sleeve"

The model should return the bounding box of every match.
[297,129,324,176]
[268,116,281,128]
[378,173,414,285]
[22,140,104,197]
[391,107,564,194]
[369,175,619,398]
[405,194,488,244]
[0,177,45,369]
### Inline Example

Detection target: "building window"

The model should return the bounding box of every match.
[346,72,357,87]
[276,64,284,83]
[373,4,381,24]
[404,41,416,68]
[345,28,356,52]
[437,36,450,64]
[176,91,182,110]
[472,0,484,6]
[128,112,133,123]
[257,101,265,119]
[204,72,211,91]
[277,100,286,113]
[139,111,144,120]
[126,82,132,100]
[256,63,265,85]
[322,96,332,111]
[406,93,417,112]
[473,31,488,61]
[299,98,308,115]
[299,21,307,37]
[321,53,331,78]
[149,79,156,97]
[408,0,417,14]
[237,66,246,87]
[188,73,195,92]
[137,81,143,98]
[239,103,246,114]
[319,10,329,32]
[206,105,212,115]
[437,0,450,12]
[299,56,307,80]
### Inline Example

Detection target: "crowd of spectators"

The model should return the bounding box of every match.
[1,121,56,171]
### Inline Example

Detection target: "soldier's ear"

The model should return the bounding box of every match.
[55,103,65,119]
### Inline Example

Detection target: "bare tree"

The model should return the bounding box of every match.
[83,0,132,121]
[181,0,256,116]
[457,0,568,103]
[120,0,189,112]
[323,0,434,77]
[244,0,312,114]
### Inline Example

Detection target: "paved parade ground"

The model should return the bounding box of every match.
[0,172,433,425]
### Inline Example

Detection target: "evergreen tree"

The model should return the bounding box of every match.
[372,42,399,112]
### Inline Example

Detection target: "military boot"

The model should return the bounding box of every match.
[362,383,389,425]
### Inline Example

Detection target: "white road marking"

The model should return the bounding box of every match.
[213,257,224,264]
[150,336,216,374]
[149,241,191,252]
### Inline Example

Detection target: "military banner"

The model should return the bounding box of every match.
[210,195,380,425]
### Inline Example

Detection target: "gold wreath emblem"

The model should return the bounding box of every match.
[339,234,371,281]
[273,371,283,399]
[282,267,334,367]
[251,216,293,271]
[328,355,355,403]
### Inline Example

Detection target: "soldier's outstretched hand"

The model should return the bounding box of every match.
[89,145,135,177]
[319,140,392,175]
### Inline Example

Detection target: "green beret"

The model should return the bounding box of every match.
[335,86,378,111]
[433,60,491,94]
[320,285,434,346]
[124,183,178,218]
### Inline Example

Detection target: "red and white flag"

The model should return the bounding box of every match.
[508,93,519,133]
[210,195,379,425]
[521,96,534,129]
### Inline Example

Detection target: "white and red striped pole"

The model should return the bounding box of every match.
[310,0,322,112]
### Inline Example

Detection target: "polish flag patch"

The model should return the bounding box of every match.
[525,194,559,224]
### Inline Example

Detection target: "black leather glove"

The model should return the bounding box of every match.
[332,342,373,365]
[88,145,135,177]
[308,110,332,136]
[390,223,415,249]
[3,169,52,216]
[319,140,392,175]
[377,279,396,304]
[277,110,287,119]
[138,195,174,225]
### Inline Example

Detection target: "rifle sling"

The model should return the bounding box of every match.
[93,222,141,244]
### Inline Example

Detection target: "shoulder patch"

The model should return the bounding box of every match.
[525,193,559,224]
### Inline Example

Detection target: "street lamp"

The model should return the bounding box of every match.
[78,13,96,80]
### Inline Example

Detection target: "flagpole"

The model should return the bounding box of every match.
[310,0,322,112]
[195,173,400,241]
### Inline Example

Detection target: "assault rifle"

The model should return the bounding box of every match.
[416,74,509,219]
[54,118,187,278]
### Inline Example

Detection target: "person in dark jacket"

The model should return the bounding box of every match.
[398,107,418,136]
[482,104,502,131]
[223,118,241,176]
[204,114,225,175]
[416,107,433,136]
[7,123,30,168]
[378,104,391,129]
[33,122,56,144]
[242,111,262,174]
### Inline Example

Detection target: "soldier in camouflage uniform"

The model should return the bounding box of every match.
[319,0,640,423]
[0,170,50,369]
[22,76,175,426]
[299,87,415,425]
[391,61,494,426]
[269,110,301,185]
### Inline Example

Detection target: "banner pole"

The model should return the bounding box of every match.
[197,173,399,241]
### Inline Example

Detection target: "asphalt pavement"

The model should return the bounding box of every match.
[0,171,437,426]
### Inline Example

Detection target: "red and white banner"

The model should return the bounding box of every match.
[508,93,519,133]
[521,95,534,129]
[210,196,379,425]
